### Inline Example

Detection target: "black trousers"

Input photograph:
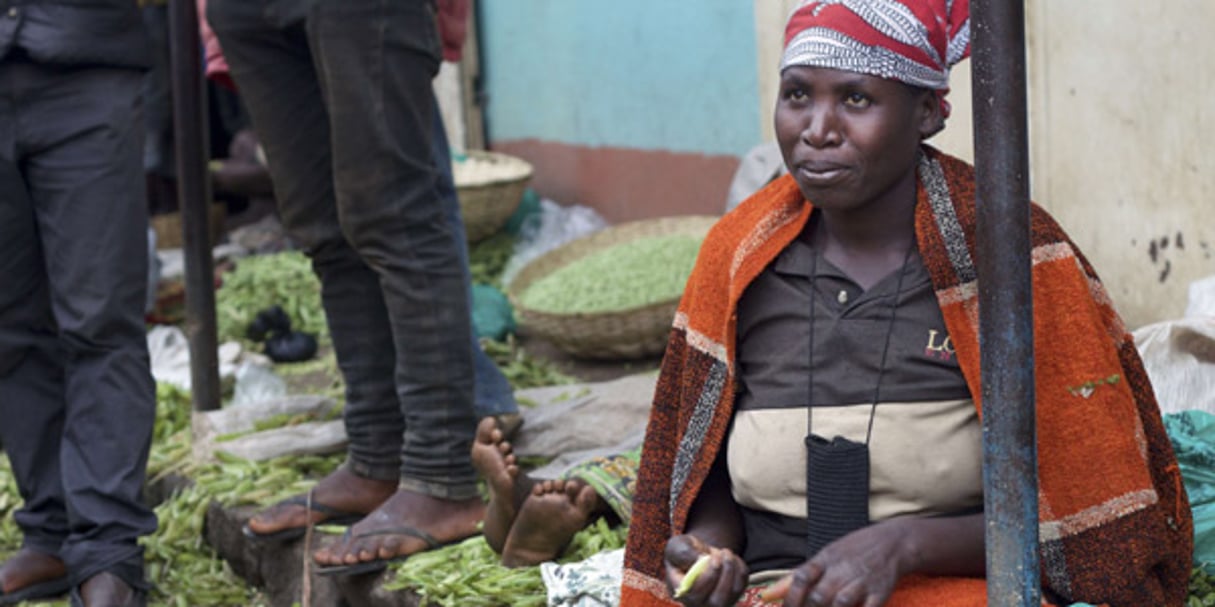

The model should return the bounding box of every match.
[0,58,156,590]
[208,0,481,498]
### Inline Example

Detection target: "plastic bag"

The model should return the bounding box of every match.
[501,198,607,289]
[146,325,243,391]
[1132,275,1215,416]
[471,283,515,341]
[1163,410,1215,573]
[229,361,287,408]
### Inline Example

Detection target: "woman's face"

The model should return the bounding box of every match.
[774,66,939,214]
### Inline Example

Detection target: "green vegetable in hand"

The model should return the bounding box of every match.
[674,553,712,598]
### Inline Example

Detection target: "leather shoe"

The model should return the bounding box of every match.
[0,548,69,605]
[70,572,145,607]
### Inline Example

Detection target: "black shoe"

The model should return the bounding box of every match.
[70,572,146,607]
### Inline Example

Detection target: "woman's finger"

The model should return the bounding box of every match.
[777,561,824,607]
[829,578,867,607]
[706,550,740,607]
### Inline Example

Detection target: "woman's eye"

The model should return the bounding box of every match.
[844,92,870,108]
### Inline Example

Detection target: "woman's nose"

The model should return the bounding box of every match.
[803,107,840,148]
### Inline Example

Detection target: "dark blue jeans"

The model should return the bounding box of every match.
[0,59,156,590]
[429,103,518,419]
[208,0,491,498]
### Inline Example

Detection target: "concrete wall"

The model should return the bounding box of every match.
[477,0,761,222]
[1025,1,1215,330]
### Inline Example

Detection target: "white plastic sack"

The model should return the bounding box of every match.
[1132,275,1215,416]
[145,325,260,394]
[501,198,607,289]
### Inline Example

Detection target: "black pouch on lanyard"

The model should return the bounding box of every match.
[804,434,871,557]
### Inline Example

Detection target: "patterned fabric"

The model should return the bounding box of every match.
[562,448,641,525]
[781,0,970,115]
[541,548,625,607]
[619,146,1193,607]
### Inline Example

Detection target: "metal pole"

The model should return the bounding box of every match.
[970,1,1039,605]
[169,0,220,411]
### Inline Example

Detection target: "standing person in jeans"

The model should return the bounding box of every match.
[208,0,508,575]
[0,2,157,605]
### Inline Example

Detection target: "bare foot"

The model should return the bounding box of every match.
[470,416,535,553]
[312,487,486,570]
[500,479,601,567]
[244,466,396,537]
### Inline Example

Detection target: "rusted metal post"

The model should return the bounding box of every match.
[970,1,1040,605]
[169,0,220,411]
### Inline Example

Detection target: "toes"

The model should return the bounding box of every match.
[574,485,598,513]
[377,535,404,560]
[313,546,336,566]
[475,418,498,442]
[562,481,582,500]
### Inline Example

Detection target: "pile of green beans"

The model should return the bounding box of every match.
[480,335,576,390]
[1189,567,1215,607]
[385,517,627,607]
[469,232,517,289]
[216,251,327,345]
[519,235,702,314]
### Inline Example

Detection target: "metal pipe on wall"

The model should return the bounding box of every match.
[169,0,221,411]
[970,1,1040,605]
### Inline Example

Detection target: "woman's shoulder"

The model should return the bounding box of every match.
[703,174,805,257]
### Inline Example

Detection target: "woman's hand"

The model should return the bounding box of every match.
[762,513,986,606]
[760,521,907,607]
[664,534,749,607]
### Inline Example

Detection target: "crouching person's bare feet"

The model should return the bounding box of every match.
[312,488,486,576]
[500,479,603,568]
[470,416,535,554]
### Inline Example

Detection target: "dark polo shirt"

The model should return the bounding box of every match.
[728,227,982,572]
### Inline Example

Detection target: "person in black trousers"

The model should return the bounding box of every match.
[0,1,158,605]
[208,0,492,575]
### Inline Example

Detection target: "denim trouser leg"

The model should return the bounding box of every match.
[428,101,518,418]
[0,61,157,590]
[208,0,479,498]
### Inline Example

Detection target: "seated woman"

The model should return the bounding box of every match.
[471,418,640,567]
[620,2,1193,606]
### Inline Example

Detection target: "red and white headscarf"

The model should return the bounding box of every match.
[781,0,970,114]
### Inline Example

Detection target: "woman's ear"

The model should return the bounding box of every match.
[918,89,946,140]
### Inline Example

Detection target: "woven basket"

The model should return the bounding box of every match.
[455,150,532,243]
[507,215,719,360]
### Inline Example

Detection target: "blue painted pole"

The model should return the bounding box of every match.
[970,1,1040,605]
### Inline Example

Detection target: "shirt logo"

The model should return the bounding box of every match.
[924,329,955,361]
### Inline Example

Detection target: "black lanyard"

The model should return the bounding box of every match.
[804,237,914,557]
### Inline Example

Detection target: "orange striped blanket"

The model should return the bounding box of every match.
[620,147,1192,606]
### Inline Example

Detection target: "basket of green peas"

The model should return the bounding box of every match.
[507,215,717,360]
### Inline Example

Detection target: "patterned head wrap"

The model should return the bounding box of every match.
[781,0,970,115]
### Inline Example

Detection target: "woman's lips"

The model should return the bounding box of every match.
[796,163,849,187]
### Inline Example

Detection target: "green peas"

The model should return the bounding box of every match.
[519,235,702,315]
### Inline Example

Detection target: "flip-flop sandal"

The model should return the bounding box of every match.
[242,495,365,543]
[0,575,71,605]
[314,526,446,577]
